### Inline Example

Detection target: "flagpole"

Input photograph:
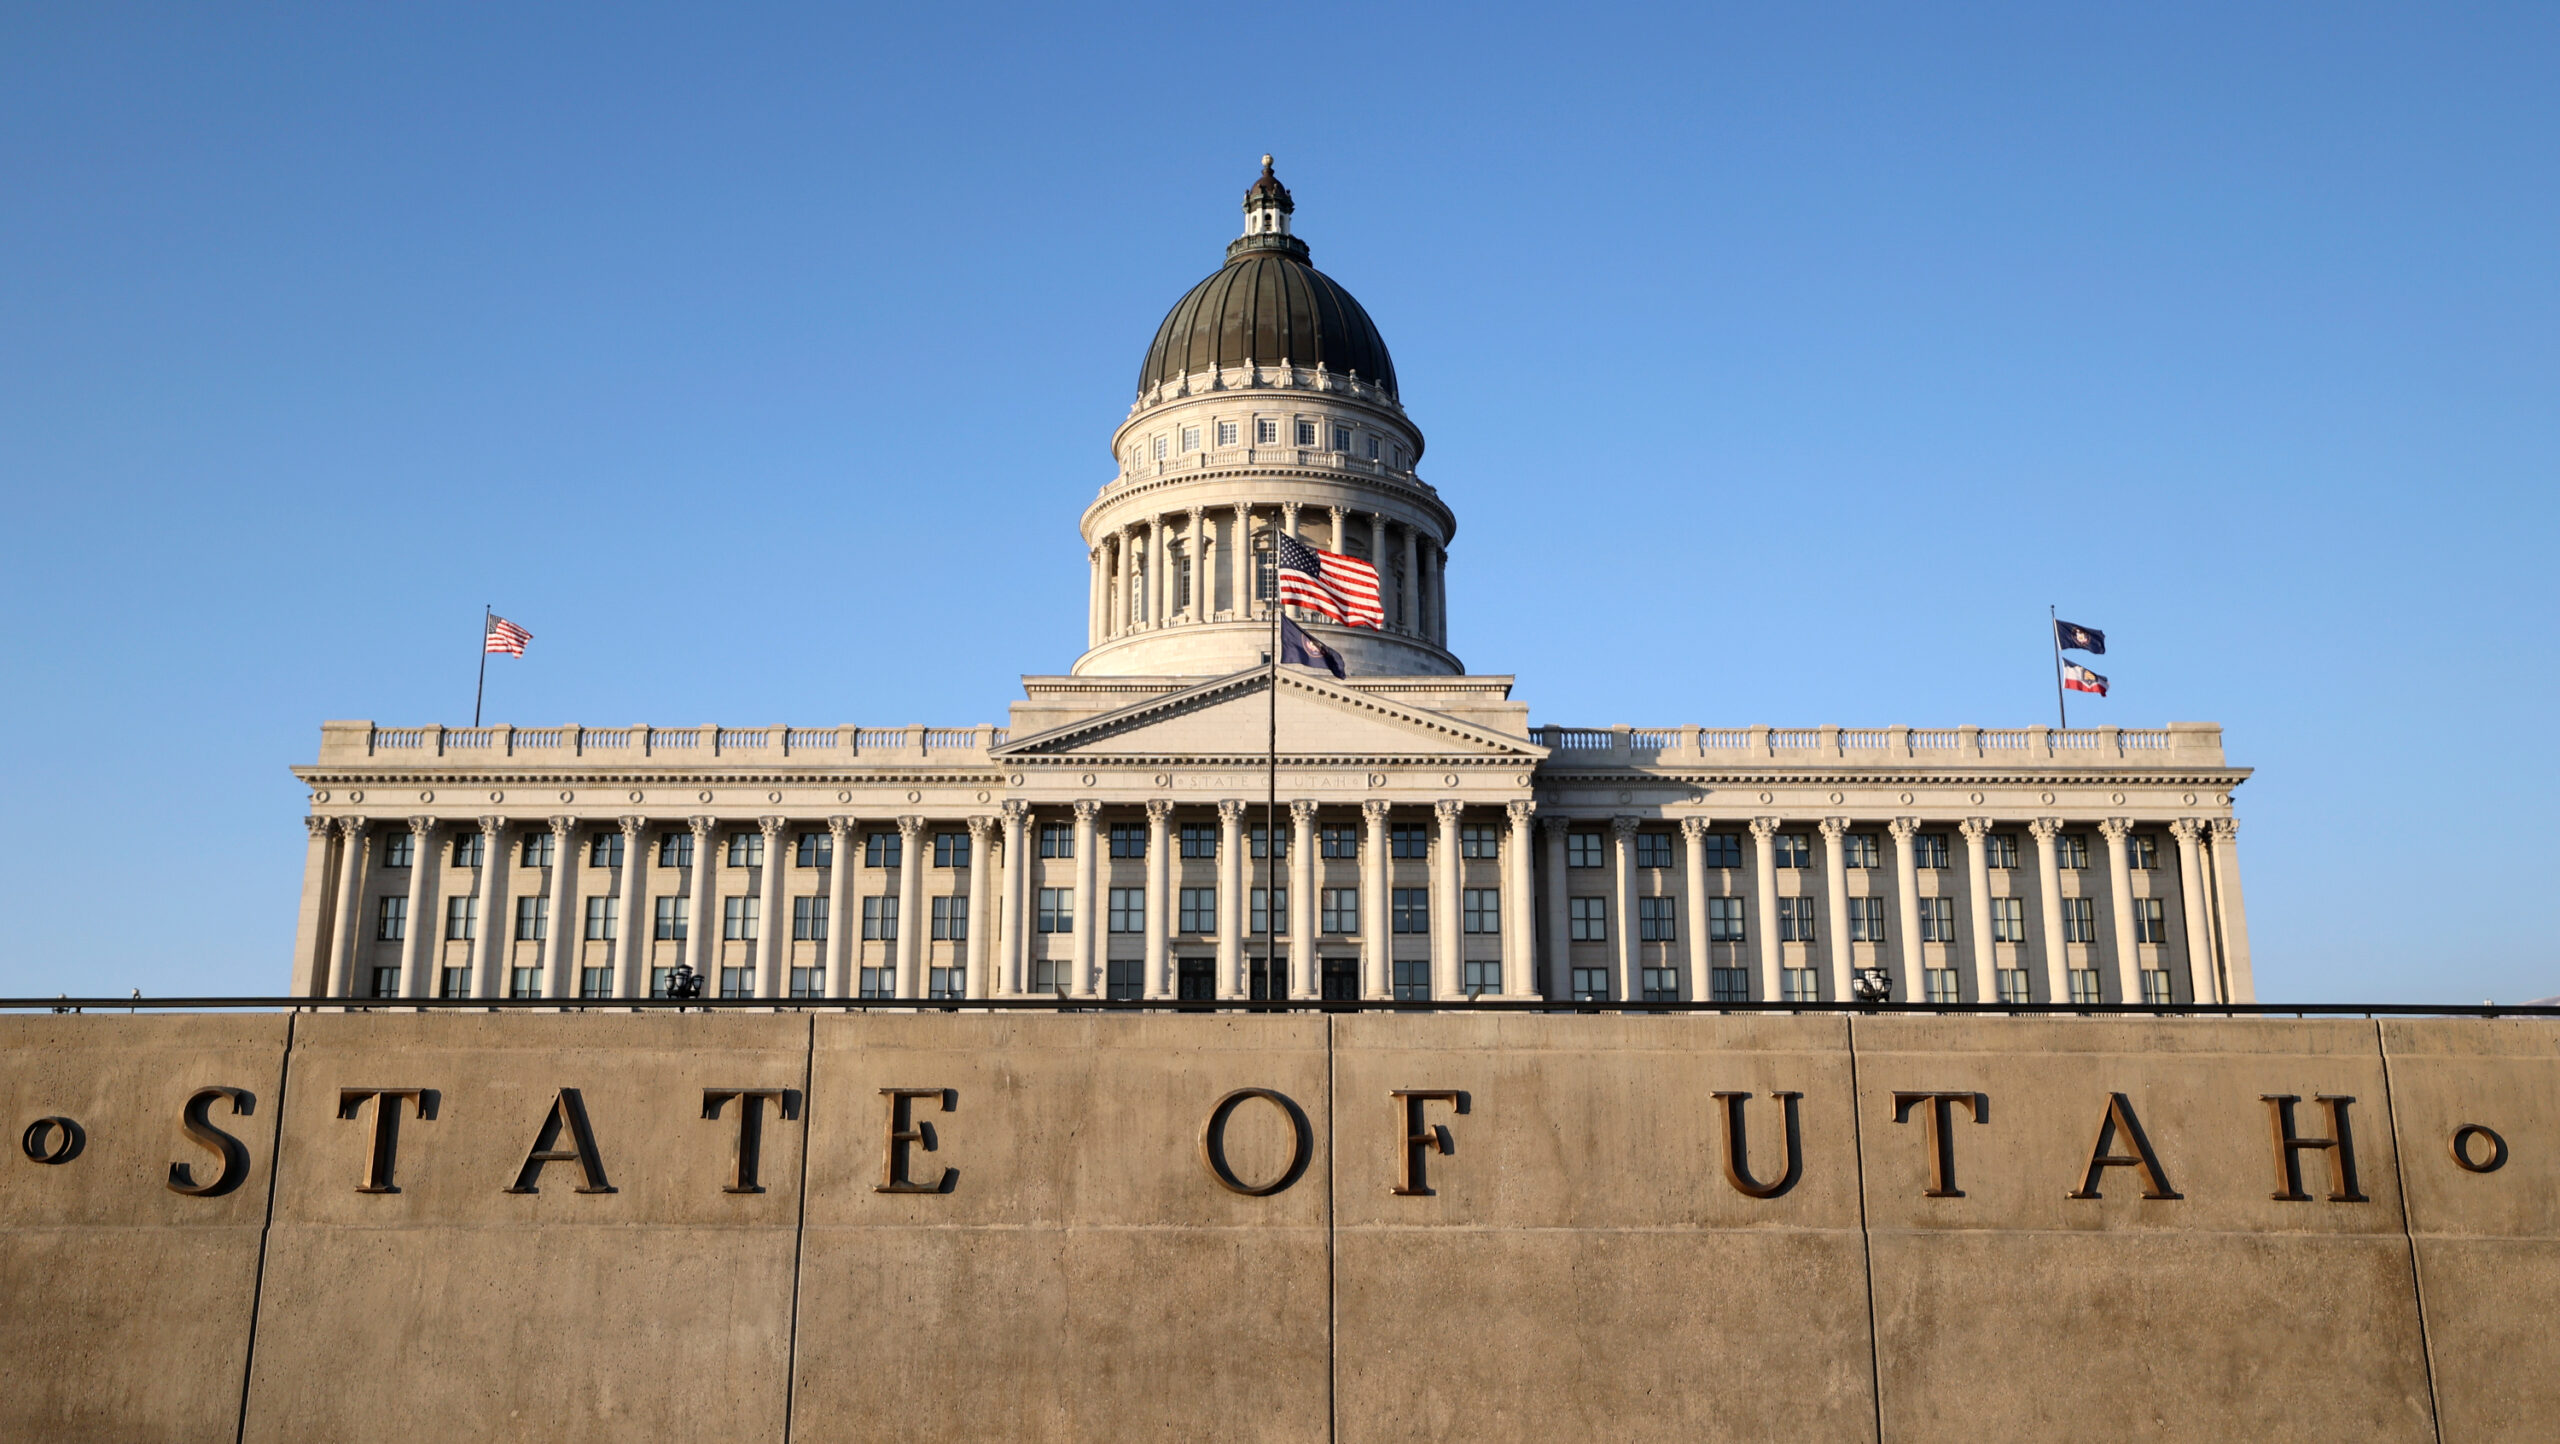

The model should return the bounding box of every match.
[2049,604,2067,730]
[1266,593,1280,1006]
[474,604,491,728]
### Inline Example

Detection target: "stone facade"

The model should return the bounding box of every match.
[285,162,2255,1008]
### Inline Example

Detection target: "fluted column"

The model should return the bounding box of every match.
[1188,508,1209,623]
[1542,816,1571,1000]
[1680,817,1710,1003]
[1749,818,1780,1002]
[2029,818,2068,1003]
[754,816,786,997]
[895,816,925,997]
[544,817,580,999]
[328,818,371,998]
[1088,546,1103,646]
[965,816,993,998]
[686,817,716,980]
[292,816,338,998]
[997,803,1028,996]
[1282,502,1301,540]
[399,818,441,1000]
[1505,801,1538,997]
[1361,800,1391,998]
[1289,800,1317,996]
[1153,518,1172,628]
[1610,816,1639,1003]
[1435,800,1464,998]
[2171,819,2215,1004]
[1959,819,1996,1004]
[1329,505,1347,554]
[1072,800,1100,998]
[1218,799,1245,998]
[469,817,509,999]
[2209,818,2254,1002]
[1889,817,1922,1003]
[1399,526,1419,635]
[826,817,856,997]
[1370,513,1389,600]
[1143,799,1172,999]
[614,817,648,997]
[2100,818,2140,1004]
[1108,535,1125,637]
[1816,818,1849,1003]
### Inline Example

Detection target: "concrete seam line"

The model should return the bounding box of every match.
[2375,1019,2446,1444]
[1846,1015,1886,1444]
[781,1011,816,1444]
[234,1010,295,1444]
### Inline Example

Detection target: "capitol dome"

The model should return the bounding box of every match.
[1135,158,1398,400]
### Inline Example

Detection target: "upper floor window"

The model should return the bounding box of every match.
[2062,897,2098,943]
[862,896,898,941]
[1257,418,1279,445]
[1702,833,1742,869]
[1848,897,1886,943]
[1391,824,1428,859]
[1331,425,1352,451]
[794,896,829,941]
[589,831,624,869]
[1216,420,1239,447]
[727,830,763,868]
[1320,887,1359,934]
[2129,834,2160,869]
[1250,825,1288,860]
[1986,833,2020,869]
[381,829,416,869]
[1637,896,1677,942]
[1179,887,1216,934]
[934,832,970,869]
[1707,897,1747,942]
[376,896,407,941]
[1320,825,1358,860]
[931,896,966,942]
[865,831,902,869]
[1459,824,1498,859]
[1180,823,1217,859]
[1108,888,1144,934]
[797,831,833,868]
[1843,833,1881,869]
[1365,435,1380,460]
[723,896,758,941]
[1152,435,1169,461]
[1568,896,1607,942]
[1913,832,1950,869]
[1773,834,1812,869]
[659,832,695,869]
[1393,445,1408,469]
[2058,833,2092,870]
[452,831,485,869]
[1463,888,1500,934]
[520,831,555,869]
[1040,823,1073,858]
[1566,833,1605,869]
[2136,898,2168,943]
[655,896,688,941]
[1990,897,2026,942]
[1634,833,1674,869]
[1778,897,1816,942]
[1110,824,1146,859]
[1037,887,1072,933]
[1295,420,1318,447]
[1391,888,1430,934]
[445,896,477,941]
[1180,425,1201,451]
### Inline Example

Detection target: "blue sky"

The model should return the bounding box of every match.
[3,5,2552,1002]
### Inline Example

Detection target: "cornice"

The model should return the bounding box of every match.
[292,767,1007,789]
[1537,766,2252,789]
[1082,464,1456,541]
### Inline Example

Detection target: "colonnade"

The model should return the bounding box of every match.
[1087,501,1445,646]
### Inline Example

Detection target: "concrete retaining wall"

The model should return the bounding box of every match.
[2,1012,2552,1441]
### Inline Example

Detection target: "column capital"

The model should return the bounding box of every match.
[337,816,372,840]
[305,815,334,839]
[1145,798,1175,824]
[757,814,786,839]
[1290,799,1319,824]
[1001,799,1030,825]
[1887,816,1918,840]
[1436,799,1464,822]
[1677,815,1706,840]
[896,814,925,839]
[1817,816,1847,840]
[2170,816,2205,841]
[2028,816,2062,841]
[1609,814,1640,839]
[1958,816,1991,839]
[1072,799,1102,821]
[966,814,994,840]
[827,815,856,839]
[477,812,505,836]
[618,814,647,837]
[1361,798,1391,822]
[547,813,575,837]
[2098,816,2131,840]
[1216,799,1246,824]
[1748,816,1779,841]
[2208,817,2239,841]
[1540,813,1573,838]
[1509,799,1539,824]
[687,815,714,839]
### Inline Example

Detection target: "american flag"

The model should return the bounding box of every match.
[484,615,532,656]
[1274,533,1383,629]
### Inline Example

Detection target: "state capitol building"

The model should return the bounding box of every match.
[287,161,2257,1012]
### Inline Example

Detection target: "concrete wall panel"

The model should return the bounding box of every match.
[0,1015,287,1443]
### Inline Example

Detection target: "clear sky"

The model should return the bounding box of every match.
[3,5,2552,1003]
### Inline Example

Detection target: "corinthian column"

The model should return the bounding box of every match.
[827,817,856,997]
[1188,507,1209,623]
[1959,819,1996,1004]
[686,817,716,982]
[1072,800,1100,998]
[2100,818,2140,1005]
[1436,801,1465,999]
[615,816,648,998]
[1144,799,1172,999]
[755,815,787,998]
[1362,800,1391,998]
[2209,818,2254,1002]
[1610,816,1639,1003]
[1680,817,1710,1003]
[470,816,510,1000]
[2029,818,2068,1003]
[895,815,925,997]
[1889,817,1922,1004]
[966,815,993,999]
[292,816,337,998]
[1289,800,1318,997]
[1748,818,1780,1003]
[328,818,371,998]
[997,804,1028,996]
[2171,819,2214,1004]
[544,816,580,1000]
[1542,815,1571,1000]
[1506,801,1538,997]
[1218,799,1246,998]
[1400,526,1419,636]
[400,818,441,1000]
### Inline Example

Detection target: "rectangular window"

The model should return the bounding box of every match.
[865,832,903,868]
[1707,897,1746,942]
[1987,833,2019,869]
[726,831,763,867]
[1217,420,1239,447]
[452,831,485,869]
[1566,833,1605,868]
[1781,967,1820,1003]
[723,895,758,941]
[381,829,415,869]
[2140,970,2172,1004]
[1925,969,1960,1004]
[589,832,623,869]
[793,896,828,942]
[1635,833,1674,869]
[1848,896,1885,943]
[1152,435,1168,461]
[520,831,555,869]
[515,896,548,942]
[660,832,694,869]
[1040,823,1073,858]
[1365,434,1381,460]
[440,967,469,999]
[651,966,676,999]
[1331,425,1352,451]
[1251,887,1287,935]
[1295,419,1317,447]
[1463,888,1500,934]
[1109,888,1144,934]
[1249,825,1289,859]
[934,832,970,868]
[1641,967,1678,1003]
[1774,834,1811,869]
[2058,833,2092,870]
[445,896,476,941]
[1389,824,1428,859]
[932,895,966,942]
[1110,824,1147,859]
[584,896,617,941]
[1778,896,1816,943]
[790,966,824,999]
[1711,966,1750,1003]
[720,966,752,1000]
[1844,833,1881,869]
[862,896,899,941]
[1392,958,1431,1000]
[1637,895,1676,942]
[1180,823,1217,859]
[1391,887,1429,934]
[1702,833,1742,868]
[1914,832,1950,869]
[655,896,687,941]
[581,966,613,999]
[2130,834,2161,870]
[1321,825,1358,859]
[1037,888,1071,934]
[1463,959,1500,997]
[1257,417,1279,444]
[797,831,833,868]
[2068,969,2102,1005]
[375,896,407,941]
[859,966,894,999]
[2136,898,2167,944]
[1178,887,1216,934]
[929,965,965,1000]
[1997,968,2031,1004]
[1991,898,2026,943]
[1572,966,1610,1003]
[1321,888,1359,934]
[1460,824,1499,860]
[510,965,541,1000]
[2063,897,2097,944]
[1568,896,1607,942]
[1181,425,1200,451]
[1919,897,1956,944]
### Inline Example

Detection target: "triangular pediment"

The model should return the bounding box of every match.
[996,668,1548,764]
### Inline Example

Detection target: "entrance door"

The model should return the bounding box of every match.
[1177,957,1215,1005]
[1248,953,1288,1004]
[1321,955,1359,1003]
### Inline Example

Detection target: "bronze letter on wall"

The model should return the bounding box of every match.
[337,1088,437,1193]
[20,1117,83,1165]
[1389,1090,1466,1197]
[167,1086,255,1197]
[1891,1091,1986,1198]
[2451,1124,2508,1174]
[1713,1091,1804,1199]
[2262,1095,2367,1202]
[1200,1088,1313,1197]
[2068,1092,2180,1200]
[877,1088,954,1195]
[505,1088,615,1195]
[703,1089,800,1194]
